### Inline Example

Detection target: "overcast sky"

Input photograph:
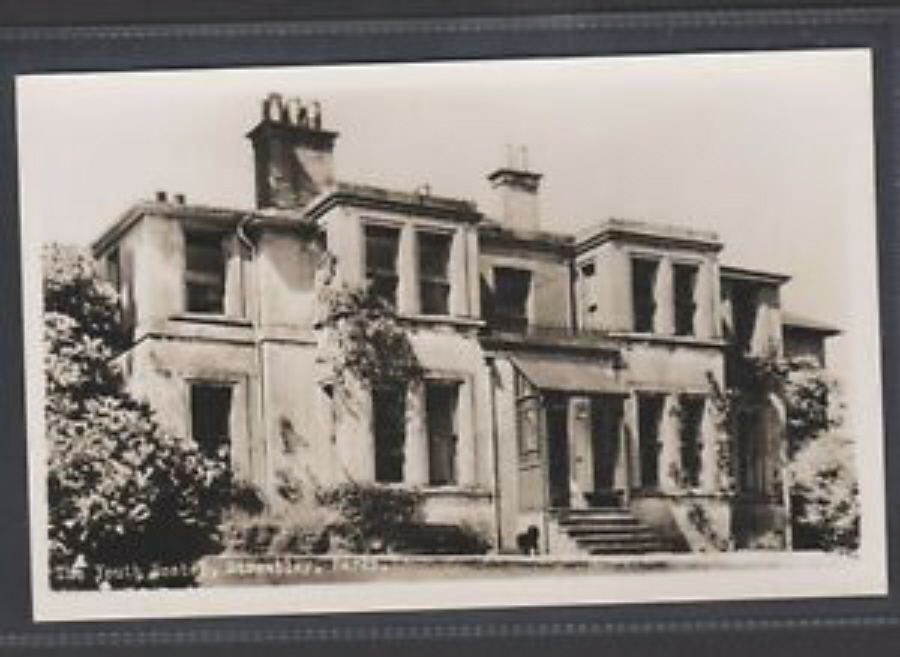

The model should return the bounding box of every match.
[16,51,879,374]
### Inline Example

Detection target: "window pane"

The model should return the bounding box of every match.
[731,284,759,351]
[373,386,406,483]
[631,258,658,333]
[418,232,451,279]
[365,225,400,271]
[365,225,400,307]
[638,395,664,489]
[185,232,225,314]
[679,396,704,488]
[106,248,122,292]
[426,382,459,486]
[491,267,531,331]
[190,384,232,457]
[421,281,450,315]
[674,264,698,336]
[418,231,452,315]
[367,273,399,308]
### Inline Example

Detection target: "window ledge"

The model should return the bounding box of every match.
[419,486,492,498]
[609,332,725,349]
[170,313,252,328]
[399,314,485,329]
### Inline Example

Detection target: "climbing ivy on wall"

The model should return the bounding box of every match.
[315,251,423,397]
[706,351,857,552]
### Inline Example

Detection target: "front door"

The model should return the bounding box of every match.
[546,396,570,508]
[590,396,623,505]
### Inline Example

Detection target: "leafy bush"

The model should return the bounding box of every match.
[790,431,860,553]
[223,480,332,556]
[223,518,331,556]
[317,482,423,553]
[391,523,491,555]
[44,243,244,589]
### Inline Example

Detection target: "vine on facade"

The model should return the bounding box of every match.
[315,251,423,396]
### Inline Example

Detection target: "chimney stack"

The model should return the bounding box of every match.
[247,93,338,210]
[487,145,542,231]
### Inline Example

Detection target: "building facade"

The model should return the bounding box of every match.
[91,94,836,554]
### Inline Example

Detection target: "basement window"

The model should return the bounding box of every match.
[190,383,233,458]
[426,381,459,486]
[491,267,531,332]
[673,263,699,337]
[185,231,227,314]
[418,231,452,316]
[631,257,659,333]
[364,224,401,308]
[679,396,705,488]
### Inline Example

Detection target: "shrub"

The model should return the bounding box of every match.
[317,482,423,553]
[44,243,244,589]
[790,431,860,553]
[223,518,331,556]
[391,523,491,555]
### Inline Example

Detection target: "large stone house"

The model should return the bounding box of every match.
[91,94,837,555]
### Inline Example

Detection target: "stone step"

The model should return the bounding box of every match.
[557,518,646,533]
[564,526,658,539]
[554,508,635,518]
[551,505,674,556]
[585,543,671,555]
[553,506,628,514]
[558,514,644,524]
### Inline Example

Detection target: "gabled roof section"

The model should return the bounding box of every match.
[575,218,723,254]
[782,311,841,336]
[91,200,316,257]
[303,181,482,224]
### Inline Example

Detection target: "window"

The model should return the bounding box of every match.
[631,258,658,333]
[731,284,759,352]
[578,261,598,319]
[491,267,531,332]
[185,231,226,314]
[679,396,705,488]
[736,408,767,494]
[364,225,400,308]
[673,264,699,336]
[426,382,459,486]
[373,386,406,483]
[106,248,122,294]
[190,383,232,457]
[418,231,452,315]
[637,394,664,489]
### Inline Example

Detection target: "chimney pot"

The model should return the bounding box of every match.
[248,93,339,210]
[174,193,186,205]
[155,191,168,202]
[263,93,284,121]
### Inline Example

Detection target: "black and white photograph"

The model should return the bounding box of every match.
[17,50,887,621]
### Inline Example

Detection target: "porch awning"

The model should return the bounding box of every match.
[510,353,627,395]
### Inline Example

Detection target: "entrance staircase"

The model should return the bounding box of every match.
[551,507,678,555]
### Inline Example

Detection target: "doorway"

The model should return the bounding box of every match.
[590,396,624,506]
[546,395,570,508]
